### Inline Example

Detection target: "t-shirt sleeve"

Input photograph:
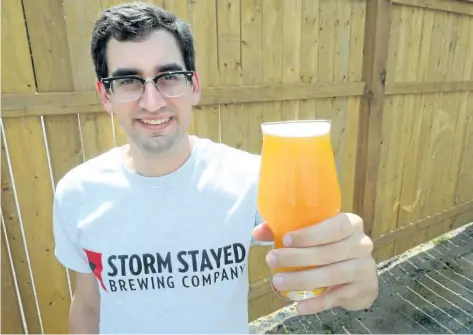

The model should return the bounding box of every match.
[53,182,92,274]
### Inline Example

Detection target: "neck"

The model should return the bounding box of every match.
[122,135,196,177]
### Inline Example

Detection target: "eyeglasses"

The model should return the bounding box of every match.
[100,71,194,102]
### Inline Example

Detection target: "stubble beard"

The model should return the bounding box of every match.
[134,130,183,155]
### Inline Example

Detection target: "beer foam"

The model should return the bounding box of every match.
[261,120,330,138]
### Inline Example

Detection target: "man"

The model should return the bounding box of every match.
[53,2,378,334]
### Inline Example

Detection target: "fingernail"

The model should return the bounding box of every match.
[272,275,284,288]
[297,302,309,315]
[283,234,293,246]
[266,252,277,267]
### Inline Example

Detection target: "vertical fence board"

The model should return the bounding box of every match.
[343,0,365,213]
[418,10,450,241]
[150,0,165,7]
[191,0,220,142]
[261,0,283,125]
[332,0,352,208]
[372,5,400,261]
[447,16,471,209]
[218,0,243,150]
[240,0,265,155]
[381,5,412,256]
[164,0,191,18]
[3,117,70,334]
[64,0,116,161]
[331,0,351,171]
[299,0,320,120]
[389,4,412,238]
[241,0,286,321]
[417,10,444,222]
[246,0,285,320]
[424,12,460,239]
[1,0,35,92]
[394,6,425,254]
[395,7,430,253]
[355,0,391,262]
[316,0,336,120]
[22,0,84,185]
[406,10,439,242]
[281,0,302,120]
[1,228,25,334]
[20,0,78,332]
[1,141,41,334]
[1,0,43,333]
[401,9,434,251]
[456,18,473,204]
[424,12,454,238]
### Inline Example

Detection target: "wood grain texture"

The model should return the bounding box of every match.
[191,0,221,142]
[1,226,25,334]
[1,0,42,332]
[2,82,366,117]
[16,0,76,332]
[353,0,391,240]
[393,0,473,16]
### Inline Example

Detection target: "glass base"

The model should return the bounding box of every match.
[271,284,326,301]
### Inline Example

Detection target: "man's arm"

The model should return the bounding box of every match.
[69,272,100,334]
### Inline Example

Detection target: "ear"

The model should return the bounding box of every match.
[96,80,114,114]
[191,72,201,106]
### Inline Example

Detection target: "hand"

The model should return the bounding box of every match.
[252,213,378,315]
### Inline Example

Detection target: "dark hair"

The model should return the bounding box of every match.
[90,2,196,79]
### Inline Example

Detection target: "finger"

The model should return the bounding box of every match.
[297,278,378,315]
[272,257,369,292]
[285,213,362,248]
[295,283,358,315]
[252,222,274,242]
[266,233,373,268]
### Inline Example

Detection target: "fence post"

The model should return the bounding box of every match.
[353,0,392,238]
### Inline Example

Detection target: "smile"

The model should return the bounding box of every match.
[139,118,171,125]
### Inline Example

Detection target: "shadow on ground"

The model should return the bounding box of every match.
[249,223,473,334]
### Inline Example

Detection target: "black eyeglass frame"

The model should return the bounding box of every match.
[100,70,195,98]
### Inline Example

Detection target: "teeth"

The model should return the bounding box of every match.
[141,118,170,125]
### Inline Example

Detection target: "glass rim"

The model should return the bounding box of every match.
[261,119,331,126]
[260,119,331,138]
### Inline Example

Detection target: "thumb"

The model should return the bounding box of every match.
[252,222,274,242]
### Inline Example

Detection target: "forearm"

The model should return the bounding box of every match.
[69,300,100,334]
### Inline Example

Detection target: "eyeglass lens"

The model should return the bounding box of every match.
[111,73,188,101]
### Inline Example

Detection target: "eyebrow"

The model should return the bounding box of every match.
[110,68,140,77]
[110,63,185,77]
[158,63,184,72]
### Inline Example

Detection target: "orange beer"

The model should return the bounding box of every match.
[257,120,341,301]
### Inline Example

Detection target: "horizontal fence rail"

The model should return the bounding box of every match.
[3,80,473,117]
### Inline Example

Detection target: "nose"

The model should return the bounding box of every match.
[138,81,167,112]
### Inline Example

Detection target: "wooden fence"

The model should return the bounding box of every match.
[2,0,473,333]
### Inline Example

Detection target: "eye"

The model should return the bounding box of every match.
[118,78,139,85]
[162,74,179,81]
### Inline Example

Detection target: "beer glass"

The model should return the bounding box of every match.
[257,120,342,301]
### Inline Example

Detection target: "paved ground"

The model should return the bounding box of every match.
[249,222,473,334]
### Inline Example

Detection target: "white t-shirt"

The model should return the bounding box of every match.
[53,137,265,334]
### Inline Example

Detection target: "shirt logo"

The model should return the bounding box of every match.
[84,248,108,292]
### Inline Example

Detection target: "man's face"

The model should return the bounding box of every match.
[98,29,200,154]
